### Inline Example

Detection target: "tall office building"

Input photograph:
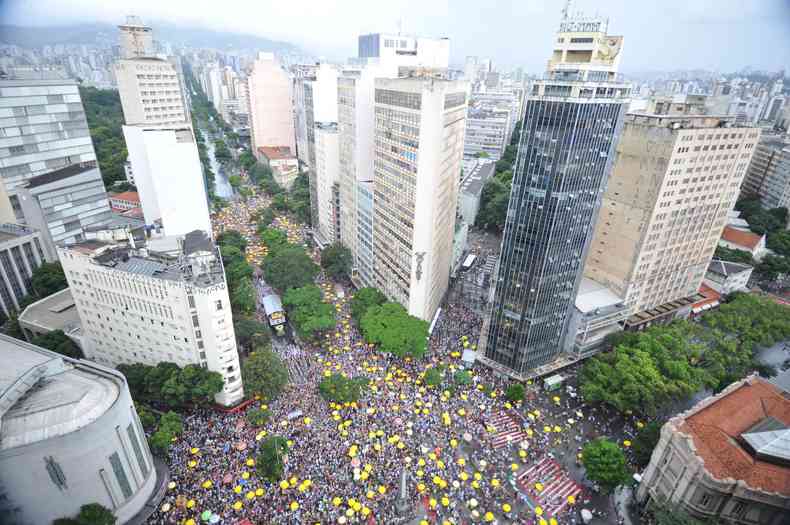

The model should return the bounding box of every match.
[58,231,244,406]
[741,133,790,211]
[0,223,51,318]
[115,19,209,236]
[247,53,296,158]
[314,122,340,245]
[357,33,450,70]
[0,79,101,216]
[117,15,154,59]
[371,77,468,321]
[480,4,630,377]
[583,97,760,318]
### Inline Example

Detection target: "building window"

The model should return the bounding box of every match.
[215,300,223,311]
[45,456,67,490]
[698,493,711,508]
[126,423,149,478]
[108,452,133,500]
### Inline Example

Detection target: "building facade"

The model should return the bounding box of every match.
[58,231,244,406]
[637,375,790,524]
[371,77,468,321]
[480,6,630,376]
[0,223,51,317]
[0,335,159,525]
[114,57,188,127]
[247,53,296,157]
[0,79,98,218]
[314,122,340,246]
[583,109,759,314]
[16,162,114,255]
[122,126,212,235]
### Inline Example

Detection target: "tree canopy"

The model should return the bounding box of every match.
[234,317,271,352]
[241,345,289,400]
[149,411,184,455]
[31,261,67,298]
[350,287,387,323]
[581,438,631,494]
[80,86,127,188]
[360,302,429,358]
[505,383,525,403]
[282,285,335,339]
[320,243,353,280]
[118,362,223,409]
[256,436,289,482]
[318,373,369,403]
[262,244,320,292]
[31,330,82,359]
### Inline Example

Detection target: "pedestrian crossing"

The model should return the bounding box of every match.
[486,410,530,449]
[516,456,583,518]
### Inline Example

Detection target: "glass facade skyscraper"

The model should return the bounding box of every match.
[481,4,631,376]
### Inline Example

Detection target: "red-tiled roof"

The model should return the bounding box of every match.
[258,146,294,160]
[678,377,790,496]
[721,225,763,251]
[109,191,140,203]
[692,283,721,309]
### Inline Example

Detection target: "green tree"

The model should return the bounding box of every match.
[360,302,429,358]
[246,407,271,427]
[228,175,243,189]
[159,411,183,435]
[424,366,444,387]
[148,429,173,455]
[756,254,790,280]
[288,172,312,225]
[80,86,127,187]
[454,370,473,385]
[282,285,335,338]
[320,243,352,279]
[31,262,67,298]
[350,287,387,323]
[217,230,248,253]
[259,226,289,255]
[633,420,664,468]
[262,244,320,292]
[75,503,116,525]
[713,245,754,265]
[505,383,525,403]
[3,313,23,339]
[652,505,708,525]
[581,438,630,494]
[135,404,157,430]
[31,330,83,359]
[767,229,790,257]
[239,151,257,171]
[234,317,271,352]
[242,345,289,400]
[318,373,369,403]
[231,278,256,315]
[475,151,490,158]
[256,436,289,482]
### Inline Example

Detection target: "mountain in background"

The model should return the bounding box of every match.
[0,21,301,54]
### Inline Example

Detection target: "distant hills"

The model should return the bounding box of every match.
[0,21,301,53]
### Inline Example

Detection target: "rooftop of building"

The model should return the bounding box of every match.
[692,283,722,312]
[25,162,98,189]
[258,146,294,160]
[676,375,790,496]
[721,225,764,250]
[0,334,120,450]
[109,191,140,203]
[0,223,39,243]
[707,259,753,277]
[575,277,625,314]
[460,161,496,197]
[0,78,77,87]
[18,287,81,335]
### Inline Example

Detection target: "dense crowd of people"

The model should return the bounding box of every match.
[148,200,647,525]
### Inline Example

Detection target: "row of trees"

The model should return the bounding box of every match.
[580,293,790,416]
[248,163,311,225]
[118,362,224,410]
[282,285,335,339]
[53,503,116,525]
[79,87,127,188]
[475,121,521,231]
[217,230,256,315]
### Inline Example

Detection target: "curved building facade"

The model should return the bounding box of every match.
[0,334,158,525]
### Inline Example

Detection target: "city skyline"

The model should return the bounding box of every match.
[2,0,789,73]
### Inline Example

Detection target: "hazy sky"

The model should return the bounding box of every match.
[3,0,789,73]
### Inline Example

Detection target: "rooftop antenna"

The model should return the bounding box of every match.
[397,17,403,36]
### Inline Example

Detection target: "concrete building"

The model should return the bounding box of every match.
[16,162,113,257]
[18,286,95,355]
[463,90,521,160]
[0,223,51,317]
[583,105,759,317]
[458,160,495,226]
[480,4,630,377]
[0,334,160,525]
[704,259,753,296]
[123,126,211,235]
[314,122,340,246]
[258,146,299,190]
[564,277,628,359]
[117,15,154,59]
[719,225,768,261]
[109,191,141,212]
[741,133,787,199]
[114,57,188,127]
[247,53,296,158]
[58,230,244,406]
[371,77,468,321]
[0,78,98,217]
[637,375,790,524]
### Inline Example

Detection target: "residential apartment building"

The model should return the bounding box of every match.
[0,223,51,317]
[114,57,189,127]
[463,90,521,160]
[258,146,299,190]
[247,53,296,158]
[0,78,98,216]
[583,106,759,315]
[357,33,450,70]
[117,15,154,59]
[480,5,630,377]
[16,162,113,256]
[741,133,787,198]
[122,126,212,235]
[0,335,159,525]
[314,122,340,246]
[637,375,790,525]
[58,230,244,406]
[371,77,468,321]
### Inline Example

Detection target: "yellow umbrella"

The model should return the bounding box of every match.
[186,520,195,525]
[491,478,501,488]
[241,472,250,480]
[290,501,299,511]
[332,496,343,507]
[441,496,450,507]
[233,501,243,510]
[568,494,576,504]
[233,486,242,494]
[623,440,632,447]
[201,480,213,489]
[186,500,195,509]
[246,491,255,500]
[279,480,289,490]
[190,447,199,454]
[378,485,387,495]
[550,519,559,525]
[484,511,495,522]
[535,506,544,516]
[188,460,198,468]
[246,458,255,467]
[502,503,511,513]
[535,482,544,491]
[256,488,264,496]
[429,498,437,509]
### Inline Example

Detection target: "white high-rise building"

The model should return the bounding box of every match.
[123,126,211,235]
[358,33,450,69]
[118,15,154,59]
[58,230,244,406]
[247,53,296,158]
[314,123,340,245]
[115,57,189,127]
[371,77,468,321]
